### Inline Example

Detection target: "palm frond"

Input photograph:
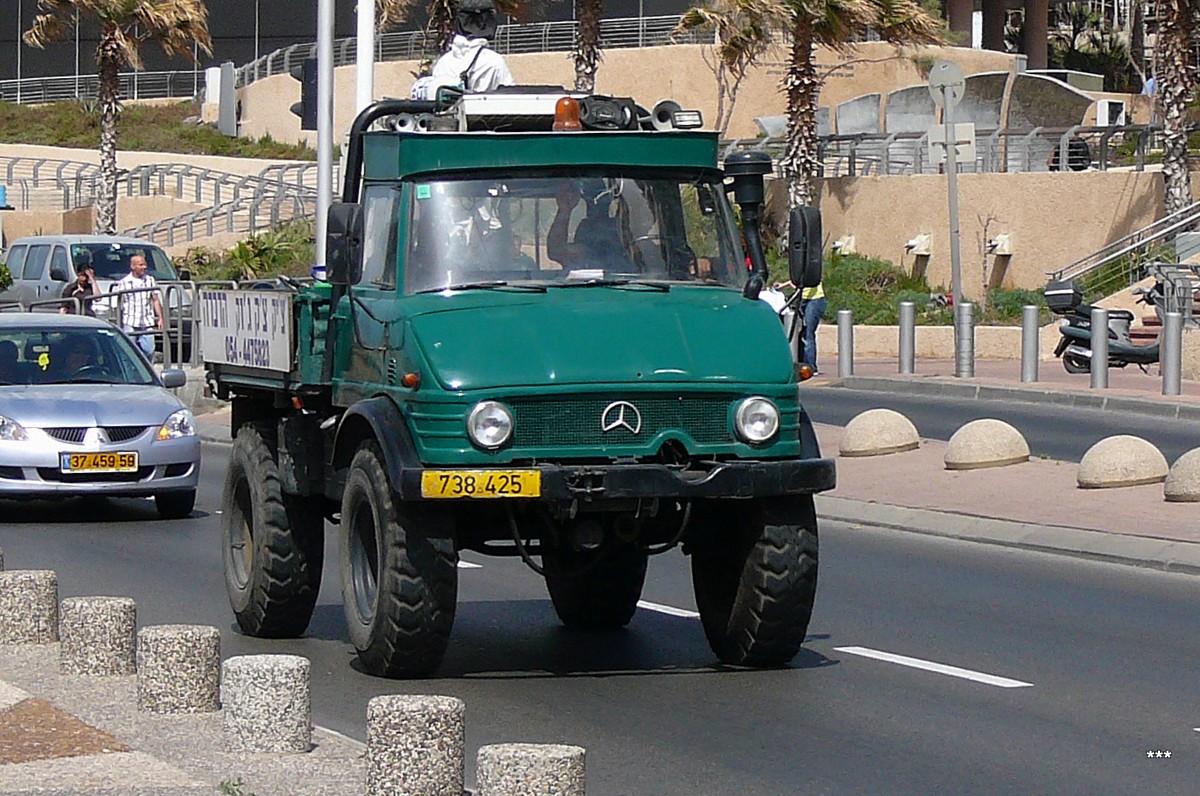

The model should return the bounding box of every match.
[871,0,947,45]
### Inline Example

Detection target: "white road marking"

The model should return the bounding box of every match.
[457,560,482,569]
[637,600,699,618]
[834,646,1034,688]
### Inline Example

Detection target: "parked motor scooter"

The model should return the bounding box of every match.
[1045,278,1163,374]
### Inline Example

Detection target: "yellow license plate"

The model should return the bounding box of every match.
[421,470,540,499]
[60,451,139,473]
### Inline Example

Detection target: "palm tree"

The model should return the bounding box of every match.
[24,1,212,235]
[676,0,777,136]
[1154,0,1200,215]
[573,0,604,91]
[678,0,944,209]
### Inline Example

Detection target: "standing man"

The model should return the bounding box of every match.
[59,263,101,316]
[411,0,514,99]
[115,254,163,360]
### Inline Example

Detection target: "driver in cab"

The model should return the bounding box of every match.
[54,336,100,381]
[547,180,629,272]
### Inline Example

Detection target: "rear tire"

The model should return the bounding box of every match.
[154,489,196,519]
[339,442,457,678]
[690,497,818,667]
[543,533,648,629]
[222,424,325,638]
[1062,353,1090,374]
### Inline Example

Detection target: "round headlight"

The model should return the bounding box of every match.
[734,397,780,444]
[467,401,513,449]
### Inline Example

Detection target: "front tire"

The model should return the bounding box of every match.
[339,442,457,678]
[543,531,648,629]
[689,497,818,667]
[155,489,196,519]
[222,424,325,638]
[1062,353,1090,374]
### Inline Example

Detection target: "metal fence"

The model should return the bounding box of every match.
[236,15,704,86]
[722,124,1164,178]
[0,70,204,105]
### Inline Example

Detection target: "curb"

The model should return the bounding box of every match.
[835,376,1200,422]
[817,495,1200,575]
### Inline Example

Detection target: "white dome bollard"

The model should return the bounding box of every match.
[840,408,920,457]
[944,419,1030,470]
[0,570,58,644]
[367,694,465,796]
[1164,447,1200,502]
[477,743,587,796]
[59,596,137,675]
[136,624,221,714]
[221,654,312,753]
[1077,435,1169,489]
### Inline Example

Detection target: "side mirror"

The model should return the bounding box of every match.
[50,266,68,282]
[788,206,823,289]
[326,202,364,286]
[177,268,192,282]
[160,369,187,389]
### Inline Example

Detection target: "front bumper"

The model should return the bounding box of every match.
[396,456,837,502]
[0,435,200,498]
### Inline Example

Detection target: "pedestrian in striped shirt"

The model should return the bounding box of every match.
[115,254,164,360]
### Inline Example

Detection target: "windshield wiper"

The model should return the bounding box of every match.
[555,278,670,292]
[416,281,547,294]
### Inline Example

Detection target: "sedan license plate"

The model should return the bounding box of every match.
[421,470,540,499]
[60,451,139,473]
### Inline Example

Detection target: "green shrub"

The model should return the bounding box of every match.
[0,262,11,292]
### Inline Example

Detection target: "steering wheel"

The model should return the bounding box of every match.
[68,365,105,380]
[624,234,668,268]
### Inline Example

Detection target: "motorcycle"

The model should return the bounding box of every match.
[1046,278,1164,374]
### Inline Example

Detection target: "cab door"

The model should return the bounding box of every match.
[17,244,51,308]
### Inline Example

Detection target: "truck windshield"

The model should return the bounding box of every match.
[402,174,746,294]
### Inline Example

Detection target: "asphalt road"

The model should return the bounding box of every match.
[800,386,1200,463]
[1,441,1198,794]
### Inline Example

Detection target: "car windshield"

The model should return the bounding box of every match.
[71,243,176,281]
[0,326,157,386]
[382,173,746,295]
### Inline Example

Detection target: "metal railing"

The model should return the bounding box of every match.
[236,15,704,87]
[121,192,314,249]
[1047,200,1200,290]
[724,124,1163,178]
[0,70,204,105]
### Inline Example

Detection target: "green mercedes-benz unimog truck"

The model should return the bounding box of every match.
[204,91,835,678]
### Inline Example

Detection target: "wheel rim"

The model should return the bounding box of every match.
[228,477,253,589]
[347,488,380,624]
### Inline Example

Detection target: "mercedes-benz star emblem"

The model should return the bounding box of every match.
[600,401,642,434]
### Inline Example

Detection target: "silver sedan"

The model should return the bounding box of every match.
[0,314,200,518]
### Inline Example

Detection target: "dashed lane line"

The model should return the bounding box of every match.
[637,600,700,618]
[457,560,482,569]
[834,646,1034,688]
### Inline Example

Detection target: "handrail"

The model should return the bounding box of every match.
[1048,200,1200,283]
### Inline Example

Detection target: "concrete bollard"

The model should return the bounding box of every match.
[221,654,312,753]
[1090,306,1109,389]
[0,570,58,644]
[898,301,915,375]
[59,596,136,675]
[137,624,221,714]
[1021,304,1039,383]
[367,695,465,796]
[477,743,587,796]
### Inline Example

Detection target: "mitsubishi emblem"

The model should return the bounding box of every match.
[601,401,642,434]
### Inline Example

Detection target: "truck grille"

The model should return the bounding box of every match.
[508,395,734,447]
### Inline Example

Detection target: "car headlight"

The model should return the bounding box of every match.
[156,409,196,441]
[734,397,780,444]
[467,401,513,450]
[0,415,28,442]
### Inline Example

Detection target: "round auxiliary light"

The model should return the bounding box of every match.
[734,397,780,444]
[467,401,513,450]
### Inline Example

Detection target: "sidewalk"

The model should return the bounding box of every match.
[4,359,1195,795]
